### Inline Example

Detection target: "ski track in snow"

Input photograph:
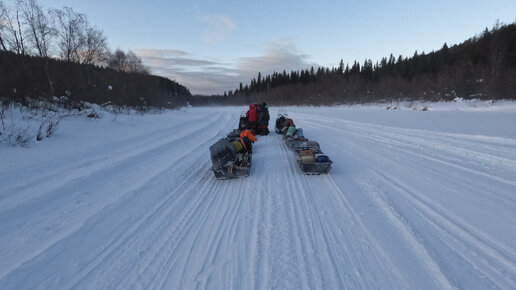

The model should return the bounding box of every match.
[1,107,515,289]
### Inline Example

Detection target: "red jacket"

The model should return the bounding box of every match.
[246,105,258,122]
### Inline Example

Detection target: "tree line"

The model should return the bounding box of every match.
[0,0,190,109]
[190,21,516,106]
[0,50,190,108]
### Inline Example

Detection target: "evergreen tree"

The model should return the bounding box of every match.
[257,72,262,91]
[338,59,344,75]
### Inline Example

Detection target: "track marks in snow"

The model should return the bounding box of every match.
[294,111,516,289]
[0,111,233,287]
[2,107,515,289]
[298,113,516,187]
[256,133,408,289]
[0,114,220,212]
[386,173,514,288]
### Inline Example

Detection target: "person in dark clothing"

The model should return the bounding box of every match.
[257,105,264,133]
[239,136,253,153]
[257,102,270,135]
[262,102,270,125]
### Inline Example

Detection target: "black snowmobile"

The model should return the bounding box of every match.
[238,111,249,131]
[275,109,288,134]
[209,129,253,179]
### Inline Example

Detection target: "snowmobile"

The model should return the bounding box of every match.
[238,111,249,131]
[275,109,288,134]
[209,130,252,179]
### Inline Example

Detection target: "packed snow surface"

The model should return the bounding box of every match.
[1,101,516,289]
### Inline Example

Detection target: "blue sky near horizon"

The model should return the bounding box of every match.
[40,0,516,95]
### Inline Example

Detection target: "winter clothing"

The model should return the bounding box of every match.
[246,105,258,134]
[261,103,270,125]
[240,129,257,142]
[257,110,264,125]
[253,103,270,135]
[240,136,253,153]
[246,105,258,122]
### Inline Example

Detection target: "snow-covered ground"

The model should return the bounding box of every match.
[1,100,516,289]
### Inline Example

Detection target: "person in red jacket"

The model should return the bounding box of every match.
[245,104,258,134]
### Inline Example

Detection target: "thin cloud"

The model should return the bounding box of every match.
[136,48,190,58]
[238,39,314,81]
[134,41,317,95]
[198,14,236,43]
[135,48,239,95]
[137,48,220,68]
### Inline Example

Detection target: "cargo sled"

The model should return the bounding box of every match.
[210,137,252,179]
[296,159,332,174]
[295,149,332,174]
[275,111,333,174]
[289,139,333,174]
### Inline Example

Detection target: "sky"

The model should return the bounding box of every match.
[39,0,516,95]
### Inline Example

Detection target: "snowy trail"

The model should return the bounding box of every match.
[1,106,515,289]
[295,111,516,289]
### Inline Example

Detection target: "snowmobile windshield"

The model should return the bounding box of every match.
[277,109,288,117]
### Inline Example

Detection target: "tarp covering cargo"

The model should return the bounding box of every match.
[210,138,236,170]
[292,140,321,153]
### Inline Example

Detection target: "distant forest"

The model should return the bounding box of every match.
[0,0,190,109]
[0,50,190,108]
[190,21,516,106]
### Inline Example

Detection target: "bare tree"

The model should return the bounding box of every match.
[19,0,55,57]
[108,48,127,72]
[52,6,85,62]
[108,49,148,74]
[52,6,109,65]
[14,5,25,54]
[126,50,148,74]
[0,0,9,50]
[79,25,108,64]
[1,1,26,54]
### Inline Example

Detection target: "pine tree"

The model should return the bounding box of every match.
[338,59,344,75]
[257,72,262,91]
